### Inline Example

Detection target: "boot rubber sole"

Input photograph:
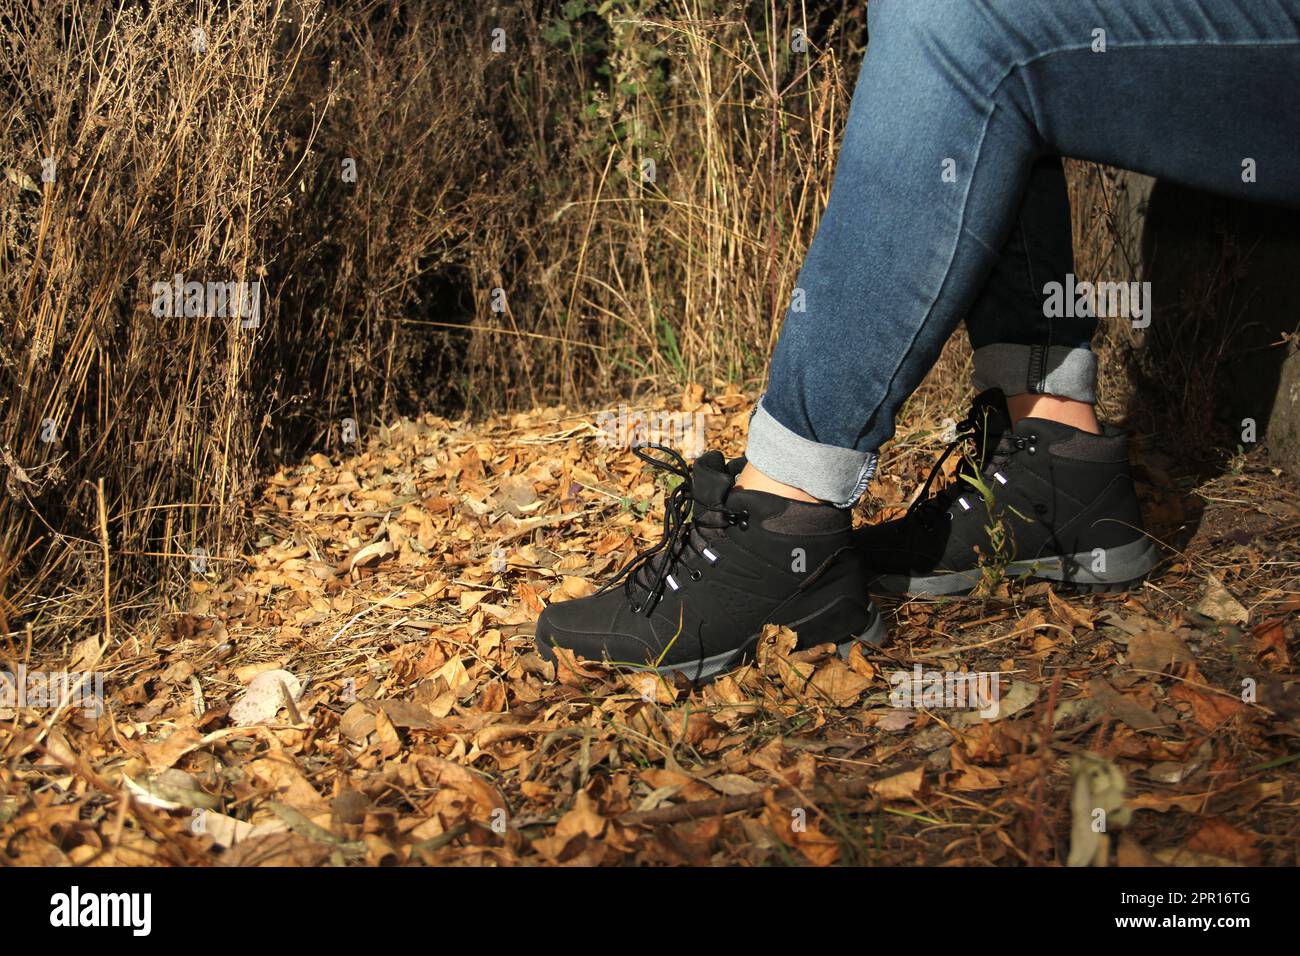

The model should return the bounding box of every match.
[645,606,887,683]
[871,536,1160,597]
[543,598,888,685]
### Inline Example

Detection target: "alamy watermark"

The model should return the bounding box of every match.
[151,273,261,328]
[1043,274,1151,329]
[49,886,151,936]
[1,666,104,718]
[595,405,707,458]
[889,665,1000,718]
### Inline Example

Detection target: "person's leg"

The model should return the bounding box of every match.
[747,0,1300,509]
[852,153,1132,595]
[738,154,1096,504]
[739,154,1096,505]
[965,156,1100,435]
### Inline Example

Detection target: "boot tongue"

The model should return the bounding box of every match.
[627,450,734,593]
[689,450,735,508]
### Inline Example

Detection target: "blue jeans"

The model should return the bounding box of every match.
[748,0,1300,506]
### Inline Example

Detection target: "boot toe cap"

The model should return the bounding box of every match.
[534,597,666,667]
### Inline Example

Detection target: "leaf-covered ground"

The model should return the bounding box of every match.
[4,385,1298,865]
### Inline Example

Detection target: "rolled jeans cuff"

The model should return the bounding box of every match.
[746,399,878,509]
[972,344,1098,403]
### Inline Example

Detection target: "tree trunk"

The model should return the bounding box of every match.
[1110,170,1300,472]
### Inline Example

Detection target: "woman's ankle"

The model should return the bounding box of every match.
[1006,393,1102,434]
[734,462,824,503]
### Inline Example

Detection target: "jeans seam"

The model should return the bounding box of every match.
[862,92,999,446]
[842,454,879,509]
[1004,39,1300,94]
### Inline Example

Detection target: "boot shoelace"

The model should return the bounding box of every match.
[909,411,1037,530]
[597,443,748,616]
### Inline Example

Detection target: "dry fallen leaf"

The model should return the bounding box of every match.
[1127,629,1195,673]
[140,727,204,771]
[229,669,303,727]
[1048,588,1095,630]
[1169,683,1246,732]
[246,756,327,810]
[808,658,872,707]
[1186,817,1260,865]
[123,769,219,812]
[559,575,597,600]
[1252,617,1290,670]
[1196,573,1249,625]
[1067,752,1130,867]
[948,744,1004,792]
[868,765,925,802]
[347,539,395,573]
[340,702,376,742]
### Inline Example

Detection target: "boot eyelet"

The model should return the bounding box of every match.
[630,602,642,613]
[690,569,702,581]
[737,509,750,530]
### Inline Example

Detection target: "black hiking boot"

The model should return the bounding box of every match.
[856,389,1159,595]
[534,444,885,682]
